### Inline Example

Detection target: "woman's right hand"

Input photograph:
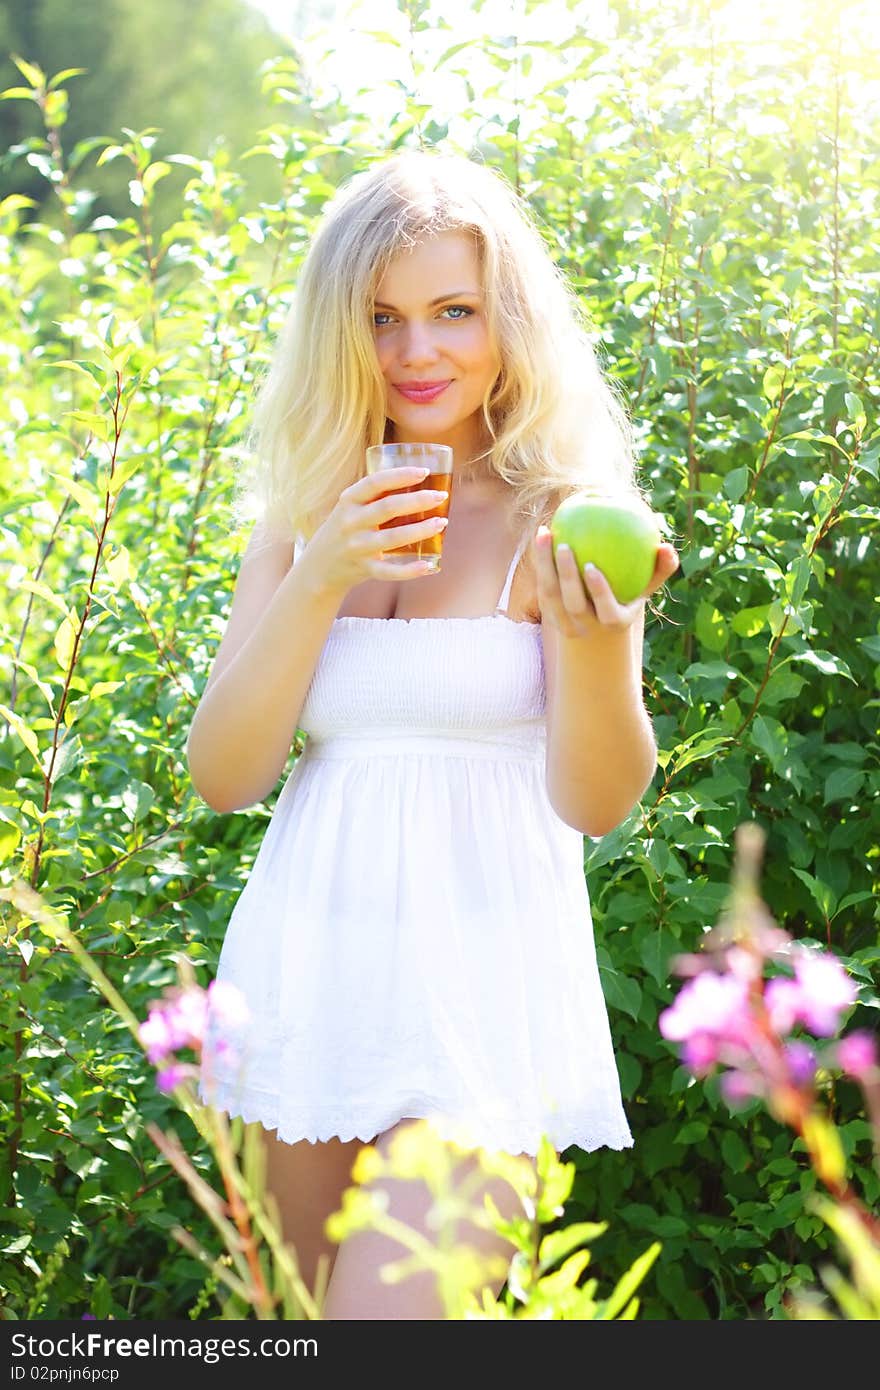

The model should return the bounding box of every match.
[299,466,450,598]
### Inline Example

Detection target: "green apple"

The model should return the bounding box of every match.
[550,492,663,604]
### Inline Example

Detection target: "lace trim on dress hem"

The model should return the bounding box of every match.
[202,1083,635,1159]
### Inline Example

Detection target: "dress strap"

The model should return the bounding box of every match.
[495,533,530,615]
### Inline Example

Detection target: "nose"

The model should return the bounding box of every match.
[398,319,441,368]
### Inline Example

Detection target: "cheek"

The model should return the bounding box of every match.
[374,338,395,375]
[463,322,497,373]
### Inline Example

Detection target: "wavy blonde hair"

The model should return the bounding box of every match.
[231,149,643,549]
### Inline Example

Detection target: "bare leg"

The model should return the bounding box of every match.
[322,1118,526,1320]
[255,1124,369,1304]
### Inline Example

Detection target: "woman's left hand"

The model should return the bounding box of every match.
[533,525,680,638]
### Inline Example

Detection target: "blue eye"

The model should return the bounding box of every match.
[372,305,474,327]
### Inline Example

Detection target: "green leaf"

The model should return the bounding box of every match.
[1,1234,32,1254]
[45,359,107,387]
[822,767,865,806]
[0,821,22,861]
[14,577,70,618]
[730,604,769,637]
[640,931,678,988]
[751,714,786,769]
[142,161,172,196]
[780,430,850,457]
[672,732,733,774]
[108,457,141,496]
[54,612,78,670]
[96,144,127,167]
[50,471,98,512]
[722,466,750,502]
[721,1130,752,1174]
[785,553,812,606]
[833,891,876,918]
[844,392,866,431]
[48,67,88,91]
[762,365,787,401]
[623,279,655,306]
[91,1274,113,1319]
[695,601,727,652]
[12,55,45,87]
[0,193,38,212]
[789,649,855,682]
[599,967,641,1021]
[676,1121,708,1143]
[0,704,40,760]
[46,733,84,785]
[791,868,837,919]
[595,1242,661,1320]
[539,1221,608,1274]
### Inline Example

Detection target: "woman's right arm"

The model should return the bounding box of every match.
[185,467,447,813]
[185,527,342,813]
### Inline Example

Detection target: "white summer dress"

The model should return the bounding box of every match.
[201,532,633,1157]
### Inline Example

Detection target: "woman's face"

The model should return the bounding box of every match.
[372,229,500,460]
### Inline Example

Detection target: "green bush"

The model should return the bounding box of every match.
[1,0,877,1319]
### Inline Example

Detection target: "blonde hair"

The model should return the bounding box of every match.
[231,149,642,550]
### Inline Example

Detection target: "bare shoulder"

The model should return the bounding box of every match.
[200,521,296,697]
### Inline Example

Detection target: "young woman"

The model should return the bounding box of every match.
[187,149,680,1319]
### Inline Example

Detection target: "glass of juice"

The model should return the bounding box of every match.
[365,442,454,571]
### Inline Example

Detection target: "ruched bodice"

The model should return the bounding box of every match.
[299,613,545,751]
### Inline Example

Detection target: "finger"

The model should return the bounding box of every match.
[367,487,450,523]
[360,466,432,496]
[643,545,680,595]
[371,556,437,580]
[580,563,631,624]
[368,515,449,552]
[660,545,681,580]
[554,542,595,616]
[533,528,567,614]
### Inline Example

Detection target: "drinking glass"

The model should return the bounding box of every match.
[365,442,454,571]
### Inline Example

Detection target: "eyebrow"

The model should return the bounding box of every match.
[373,291,481,309]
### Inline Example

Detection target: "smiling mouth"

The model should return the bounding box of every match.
[394,381,451,403]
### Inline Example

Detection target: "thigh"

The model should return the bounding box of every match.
[256,1124,372,1301]
[322,1118,526,1319]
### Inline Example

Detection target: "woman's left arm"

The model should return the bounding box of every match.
[536,526,680,838]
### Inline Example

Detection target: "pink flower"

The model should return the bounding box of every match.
[835,1030,878,1083]
[156,1062,191,1093]
[682,1033,723,1076]
[726,946,764,983]
[139,1006,177,1064]
[763,952,858,1039]
[659,971,751,1046]
[783,1040,817,1087]
[764,977,802,1036]
[792,951,858,1036]
[720,1069,765,1106]
[165,988,210,1049]
[141,981,250,1096]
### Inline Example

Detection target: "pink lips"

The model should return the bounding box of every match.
[394,380,451,403]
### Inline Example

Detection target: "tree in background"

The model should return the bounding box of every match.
[0,0,314,220]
